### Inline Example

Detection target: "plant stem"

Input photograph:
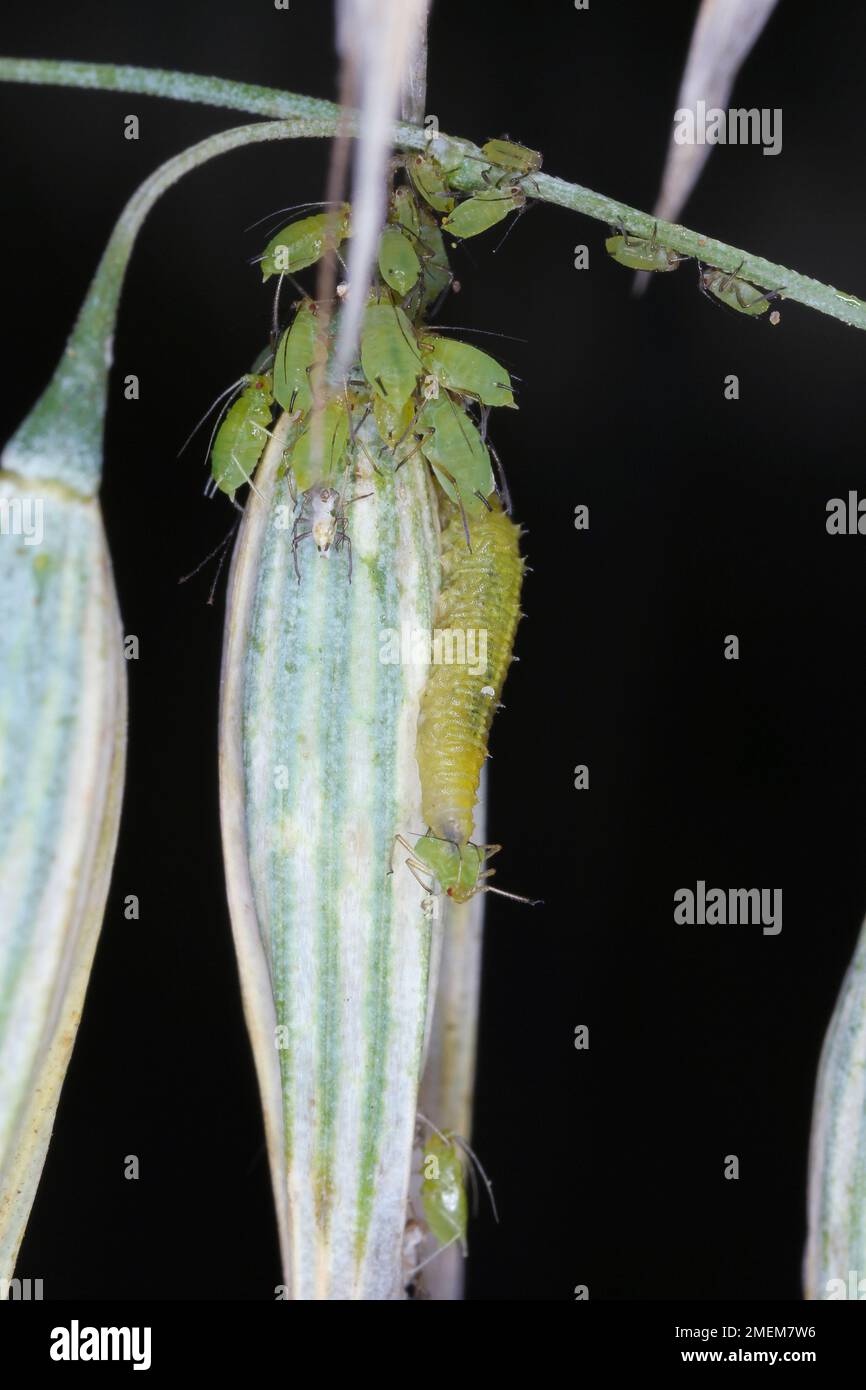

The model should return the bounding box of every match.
[2,117,333,495]
[2,57,865,331]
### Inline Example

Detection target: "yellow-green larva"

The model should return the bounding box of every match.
[416,501,524,849]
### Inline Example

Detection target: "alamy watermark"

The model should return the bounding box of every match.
[674,101,782,157]
[379,624,488,678]
[0,495,43,546]
[674,880,782,935]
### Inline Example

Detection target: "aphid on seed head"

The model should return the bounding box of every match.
[415,394,495,517]
[605,221,686,273]
[480,137,543,178]
[419,334,516,409]
[698,261,783,318]
[209,373,274,501]
[360,295,423,410]
[287,397,351,493]
[272,299,323,417]
[407,152,457,214]
[259,204,352,281]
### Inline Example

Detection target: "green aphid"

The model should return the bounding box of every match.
[378,224,421,297]
[420,1131,469,1249]
[288,398,350,493]
[373,393,415,454]
[416,395,494,515]
[699,261,780,317]
[273,300,322,416]
[411,835,489,904]
[416,208,452,312]
[260,204,352,281]
[360,297,422,409]
[210,374,273,500]
[407,152,457,214]
[605,221,685,273]
[480,137,542,176]
[391,185,421,238]
[421,335,516,409]
[441,185,526,241]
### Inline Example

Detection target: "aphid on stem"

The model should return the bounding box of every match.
[605,220,687,273]
[404,1114,499,1281]
[698,260,783,319]
[441,184,526,242]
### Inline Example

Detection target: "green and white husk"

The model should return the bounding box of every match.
[221,410,453,1298]
[0,477,126,1285]
[805,917,866,1299]
[416,791,487,1301]
[0,117,323,1287]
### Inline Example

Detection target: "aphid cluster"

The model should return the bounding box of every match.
[605,220,783,320]
[200,140,539,899]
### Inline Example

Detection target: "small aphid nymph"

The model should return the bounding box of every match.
[698,261,782,318]
[605,221,686,273]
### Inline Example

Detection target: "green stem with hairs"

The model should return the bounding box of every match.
[1,56,865,331]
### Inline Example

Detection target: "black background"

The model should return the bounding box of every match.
[3,0,866,1302]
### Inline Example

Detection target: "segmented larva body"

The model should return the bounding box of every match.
[417,503,524,846]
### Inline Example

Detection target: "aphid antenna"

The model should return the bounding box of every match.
[244,200,340,236]
[427,271,457,321]
[432,324,528,346]
[484,884,543,907]
[271,273,286,346]
[487,439,514,514]
[229,451,267,504]
[491,199,531,256]
[177,377,247,459]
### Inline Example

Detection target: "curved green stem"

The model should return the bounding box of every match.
[0,56,341,124]
[1,57,865,332]
[3,117,332,495]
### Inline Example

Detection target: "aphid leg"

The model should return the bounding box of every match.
[271,272,285,347]
[230,451,267,504]
[487,439,514,513]
[245,199,337,235]
[291,528,312,582]
[478,842,503,861]
[177,520,240,602]
[449,1134,499,1225]
[336,529,353,583]
[431,458,473,551]
[390,833,437,895]
[391,436,426,475]
[483,884,544,906]
[407,1230,464,1281]
[696,261,718,306]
